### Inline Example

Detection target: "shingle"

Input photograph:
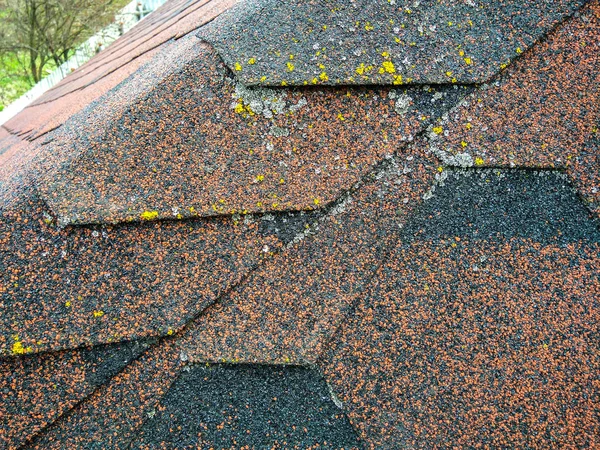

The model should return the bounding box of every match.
[0,190,284,356]
[0,0,598,447]
[27,340,182,449]
[0,339,151,449]
[198,0,585,86]
[319,169,600,448]
[428,0,600,215]
[38,40,470,226]
[130,364,360,449]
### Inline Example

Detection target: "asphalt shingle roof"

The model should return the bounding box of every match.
[0,0,598,448]
[200,0,587,85]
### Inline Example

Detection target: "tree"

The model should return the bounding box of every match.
[0,0,124,83]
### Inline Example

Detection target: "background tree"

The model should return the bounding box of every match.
[0,0,126,83]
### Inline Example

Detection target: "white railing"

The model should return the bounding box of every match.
[0,0,168,126]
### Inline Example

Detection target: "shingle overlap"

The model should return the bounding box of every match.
[320,169,600,448]
[429,0,600,215]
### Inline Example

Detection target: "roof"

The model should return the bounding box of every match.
[0,0,598,448]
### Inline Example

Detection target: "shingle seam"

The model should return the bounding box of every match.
[176,94,474,365]
[14,339,156,449]
[21,0,216,111]
[120,365,182,450]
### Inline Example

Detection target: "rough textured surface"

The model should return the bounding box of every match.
[130,364,361,449]
[39,44,469,225]
[0,189,287,356]
[199,0,585,86]
[430,0,600,215]
[27,340,183,450]
[0,339,151,449]
[321,169,600,448]
[0,0,599,448]
[178,148,439,365]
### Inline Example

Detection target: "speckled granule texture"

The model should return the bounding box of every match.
[2,0,237,140]
[199,0,585,86]
[0,191,282,356]
[27,340,183,450]
[39,44,469,225]
[178,149,439,365]
[430,0,600,215]
[320,170,600,448]
[0,340,151,449]
[130,364,361,449]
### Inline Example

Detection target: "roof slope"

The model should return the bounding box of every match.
[0,0,598,448]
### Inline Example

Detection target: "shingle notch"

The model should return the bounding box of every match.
[129,364,361,449]
[198,0,587,86]
[429,0,600,216]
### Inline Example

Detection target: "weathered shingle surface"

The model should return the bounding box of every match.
[0,0,598,448]
[0,340,151,449]
[200,0,586,86]
[320,169,600,448]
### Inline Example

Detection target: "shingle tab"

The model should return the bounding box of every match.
[0,191,283,356]
[27,340,182,449]
[199,0,585,86]
[38,38,470,225]
[177,146,439,365]
[0,339,151,449]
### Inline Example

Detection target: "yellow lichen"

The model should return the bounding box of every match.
[364,22,374,31]
[93,311,104,318]
[475,157,484,166]
[464,57,472,65]
[287,62,295,71]
[393,74,403,85]
[234,62,242,71]
[432,126,443,135]
[382,61,395,73]
[12,336,32,355]
[140,210,159,221]
[248,58,256,65]
[319,72,329,82]
[313,198,320,206]
[234,102,245,114]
